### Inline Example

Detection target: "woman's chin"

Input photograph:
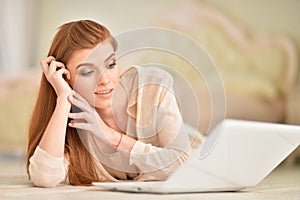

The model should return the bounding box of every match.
[94,100,112,111]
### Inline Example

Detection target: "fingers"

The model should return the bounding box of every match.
[47,61,67,80]
[40,56,55,66]
[68,119,106,142]
[68,112,92,122]
[40,56,55,74]
[68,92,109,142]
[48,60,66,73]
[65,69,71,80]
[70,91,93,112]
[72,90,89,104]
[40,56,70,80]
[68,94,103,131]
[68,120,92,132]
[70,95,91,113]
[56,67,71,80]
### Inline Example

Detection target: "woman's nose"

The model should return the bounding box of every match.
[98,72,110,86]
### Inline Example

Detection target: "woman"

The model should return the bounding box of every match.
[26,19,191,187]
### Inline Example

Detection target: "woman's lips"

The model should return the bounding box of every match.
[94,89,114,97]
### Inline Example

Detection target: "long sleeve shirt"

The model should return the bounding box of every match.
[29,66,192,187]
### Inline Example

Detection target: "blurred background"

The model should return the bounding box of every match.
[0,0,300,167]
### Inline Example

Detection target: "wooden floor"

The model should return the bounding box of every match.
[0,157,299,200]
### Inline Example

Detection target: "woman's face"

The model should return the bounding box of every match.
[66,41,120,111]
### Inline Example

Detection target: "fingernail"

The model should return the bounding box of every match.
[68,96,73,103]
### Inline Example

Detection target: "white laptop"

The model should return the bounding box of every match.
[93,119,300,193]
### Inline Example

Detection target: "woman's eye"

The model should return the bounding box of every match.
[79,70,94,76]
[107,61,116,69]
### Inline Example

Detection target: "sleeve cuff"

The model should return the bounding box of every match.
[129,141,146,165]
[31,146,65,169]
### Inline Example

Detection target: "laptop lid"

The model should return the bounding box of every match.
[164,119,300,191]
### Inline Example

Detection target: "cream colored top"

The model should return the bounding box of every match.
[29,66,192,187]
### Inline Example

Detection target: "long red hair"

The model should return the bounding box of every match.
[26,20,117,185]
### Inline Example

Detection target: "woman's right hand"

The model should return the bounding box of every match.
[40,56,72,97]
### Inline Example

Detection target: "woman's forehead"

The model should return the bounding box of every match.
[67,41,114,70]
[86,41,115,63]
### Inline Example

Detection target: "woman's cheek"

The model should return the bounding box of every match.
[71,79,91,101]
[83,80,98,105]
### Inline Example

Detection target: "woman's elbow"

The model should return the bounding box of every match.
[29,165,64,188]
[31,174,63,188]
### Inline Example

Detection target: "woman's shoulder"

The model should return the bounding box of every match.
[120,65,174,87]
[120,66,138,78]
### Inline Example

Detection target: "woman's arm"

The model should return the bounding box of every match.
[38,56,72,157]
[127,89,191,180]
[29,146,69,187]
[29,95,71,187]
[120,66,191,180]
[29,56,72,187]
[38,95,71,157]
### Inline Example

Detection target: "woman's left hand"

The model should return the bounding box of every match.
[67,90,114,144]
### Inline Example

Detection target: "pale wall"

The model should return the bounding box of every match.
[34,0,300,85]
[202,0,300,83]
[35,0,178,63]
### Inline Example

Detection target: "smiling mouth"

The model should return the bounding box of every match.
[94,89,113,95]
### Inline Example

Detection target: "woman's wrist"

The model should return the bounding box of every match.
[113,133,136,153]
[56,94,72,106]
[55,95,72,115]
[57,92,71,101]
[112,132,123,149]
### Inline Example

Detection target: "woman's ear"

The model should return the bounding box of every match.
[64,68,73,87]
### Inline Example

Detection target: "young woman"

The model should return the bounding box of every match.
[26,19,191,187]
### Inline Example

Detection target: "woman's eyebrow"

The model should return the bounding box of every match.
[76,63,94,69]
[104,53,116,63]
[76,53,115,69]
